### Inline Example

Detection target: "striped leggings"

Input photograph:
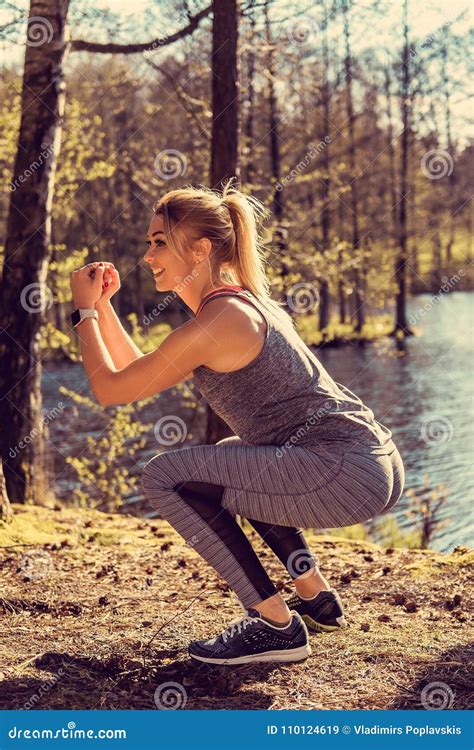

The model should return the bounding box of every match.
[141,436,405,609]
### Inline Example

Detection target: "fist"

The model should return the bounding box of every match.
[96,262,121,306]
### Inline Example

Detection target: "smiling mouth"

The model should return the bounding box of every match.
[153,268,165,278]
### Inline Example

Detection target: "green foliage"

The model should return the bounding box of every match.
[59,386,153,511]
[126,312,171,353]
[296,313,393,346]
[49,245,89,304]
[40,322,79,361]
[324,516,422,549]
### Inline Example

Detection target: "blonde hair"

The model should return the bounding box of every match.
[153,177,296,328]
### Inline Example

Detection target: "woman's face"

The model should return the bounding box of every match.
[143,213,195,291]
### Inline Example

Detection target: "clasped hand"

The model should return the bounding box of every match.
[70,261,121,308]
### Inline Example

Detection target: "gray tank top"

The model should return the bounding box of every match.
[192,286,395,455]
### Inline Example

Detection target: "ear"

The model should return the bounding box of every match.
[191,237,212,264]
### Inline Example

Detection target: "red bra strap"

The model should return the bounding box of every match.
[195,285,248,316]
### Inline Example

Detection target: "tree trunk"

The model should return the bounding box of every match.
[0,461,13,522]
[242,7,256,188]
[264,0,291,316]
[318,0,331,333]
[0,0,70,504]
[210,0,240,187]
[441,40,456,266]
[342,0,364,333]
[392,0,413,336]
[206,0,240,444]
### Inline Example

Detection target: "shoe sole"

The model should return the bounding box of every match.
[188,642,312,665]
[302,614,348,633]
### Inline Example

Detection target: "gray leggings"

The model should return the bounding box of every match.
[141,436,405,609]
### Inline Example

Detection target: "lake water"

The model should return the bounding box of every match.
[42,292,474,552]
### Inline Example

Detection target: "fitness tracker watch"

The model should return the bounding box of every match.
[71,308,99,328]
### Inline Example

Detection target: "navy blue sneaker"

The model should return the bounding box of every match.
[285,589,348,633]
[188,607,311,665]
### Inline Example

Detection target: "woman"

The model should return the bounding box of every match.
[70,179,405,666]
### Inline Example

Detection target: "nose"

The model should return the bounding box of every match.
[143,248,153,264]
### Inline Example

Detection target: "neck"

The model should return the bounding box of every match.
[176,281,232,315]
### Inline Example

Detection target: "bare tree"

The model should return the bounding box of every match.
[206,0,240,444]
[341,0,365,333]
[392,0,413,335]
[0,0,71,507]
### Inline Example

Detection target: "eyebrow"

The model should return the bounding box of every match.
[145,230,164,240]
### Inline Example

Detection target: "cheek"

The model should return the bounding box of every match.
[170,255,194,284]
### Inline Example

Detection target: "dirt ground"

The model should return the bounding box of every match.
[1,504,472,711]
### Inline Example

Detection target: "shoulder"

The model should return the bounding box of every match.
[193,296,268,371]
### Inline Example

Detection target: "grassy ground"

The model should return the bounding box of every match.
[0,504,472,711]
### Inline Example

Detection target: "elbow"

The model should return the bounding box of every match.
[94,389,110,407]
[92,373,122,407]
[92,382,115,407]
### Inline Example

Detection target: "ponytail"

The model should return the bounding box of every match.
[221,178,297,330]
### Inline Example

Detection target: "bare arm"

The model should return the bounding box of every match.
[91,262,192,379]
[96,300,143,369]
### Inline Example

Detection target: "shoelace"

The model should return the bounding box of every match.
[221,614,257,643]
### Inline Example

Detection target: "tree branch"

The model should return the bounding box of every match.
[71,5,212,54]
